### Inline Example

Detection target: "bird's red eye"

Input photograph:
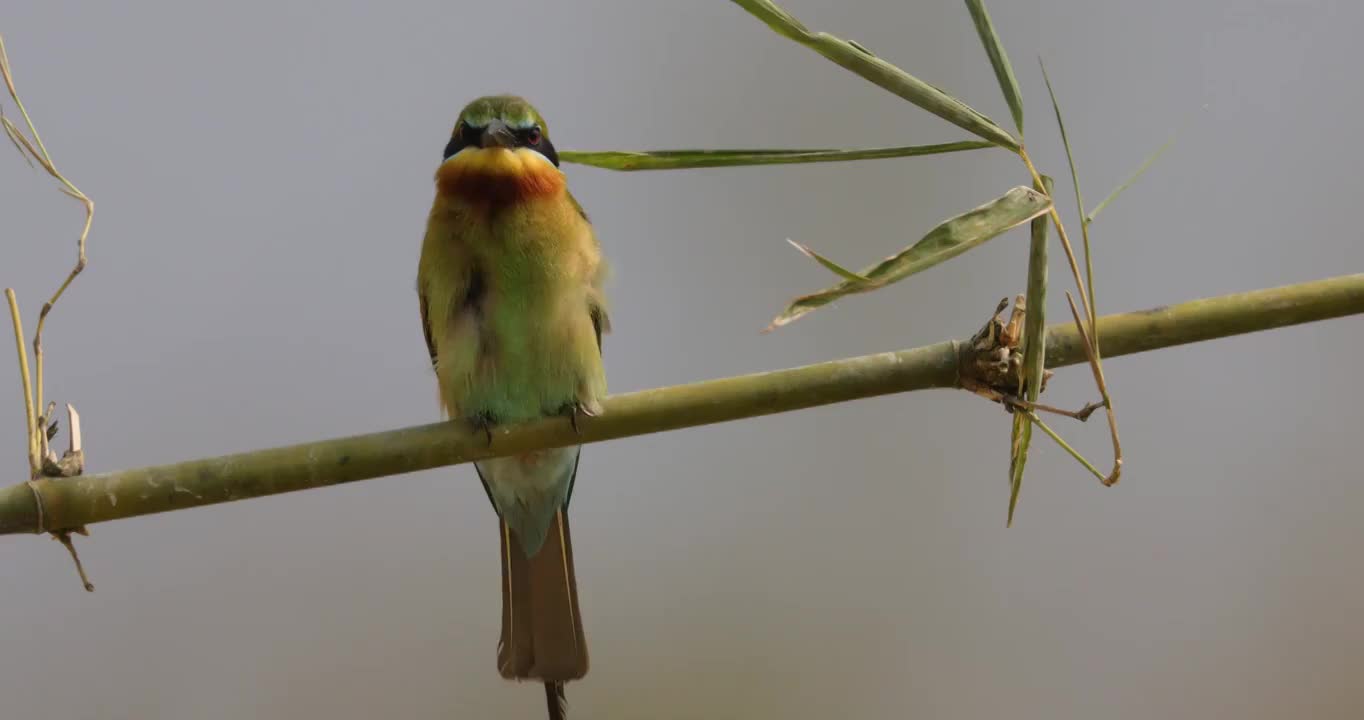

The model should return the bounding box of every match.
[526,128,542,145]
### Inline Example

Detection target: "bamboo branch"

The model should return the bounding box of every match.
[0,273,1360,536]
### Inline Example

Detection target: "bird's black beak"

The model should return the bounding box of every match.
[480,119,516,149]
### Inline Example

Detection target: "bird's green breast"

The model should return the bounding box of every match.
[425,192,606,426]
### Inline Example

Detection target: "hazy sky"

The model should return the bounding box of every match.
[2,1,1361,718]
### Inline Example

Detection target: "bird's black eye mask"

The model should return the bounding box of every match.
[442,123,559,167]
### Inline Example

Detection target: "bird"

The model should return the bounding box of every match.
[416,95,607,718]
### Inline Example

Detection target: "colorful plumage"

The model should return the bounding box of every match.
[416,95,607,710]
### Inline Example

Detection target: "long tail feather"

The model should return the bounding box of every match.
[498,509,588,681]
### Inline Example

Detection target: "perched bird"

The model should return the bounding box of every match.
[416,95,607,713]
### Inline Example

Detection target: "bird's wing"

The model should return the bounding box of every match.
[570,190,610,354]
[589,304,607,353]
[567,191,591,224]
[418,288,438,370]
[416,213,477,420]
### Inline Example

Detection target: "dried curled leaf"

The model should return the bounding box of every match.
[766,186,1052,331]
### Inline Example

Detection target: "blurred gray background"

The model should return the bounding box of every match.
[2,1,1361,718]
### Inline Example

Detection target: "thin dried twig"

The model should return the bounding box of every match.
[544,682,567,720]
[1018,148,1123,484]
[1064,291,1121,484]
[2,35,95,590]
[0,34,94,421]
[52,529,94,592]
[1002,394,1102,421]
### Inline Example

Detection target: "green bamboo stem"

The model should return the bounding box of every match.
[1,273,1361,535]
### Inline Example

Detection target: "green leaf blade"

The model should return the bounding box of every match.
[730,0,1020,151]
[1041,57,1098,331]
[559,142,992,171]
[1039,58,1084,230]
[1085,134,1177,224]
[1008,412,1032,526]
[767,186,1052,330]
[1009,174,1053,526]
[1021,176,1052,403]
[964,0,1025,135]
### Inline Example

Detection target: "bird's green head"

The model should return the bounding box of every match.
[435,95,565,203]
[442,94,558,167]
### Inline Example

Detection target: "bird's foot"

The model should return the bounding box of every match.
[467,411,496,448]
[561,400,600,437]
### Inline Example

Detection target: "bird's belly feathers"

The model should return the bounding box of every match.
[432,196,605,426]
[454,289,597,422]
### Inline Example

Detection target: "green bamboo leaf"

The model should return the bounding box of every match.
[1039,59,1084,232]
[786,239,873,283]
[1008,411,1030,526]
[559,142,992,171]
[964,0,1024,135]
[1040,57,1098,330]
[730,0,1019,151]
[1027,411,1106,483]
[1085,134,1177,224]
[1008,174,1053,526]
[1021,177,1053,400]
[767,186,1052,331]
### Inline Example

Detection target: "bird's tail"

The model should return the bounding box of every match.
[498,508,588,683]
